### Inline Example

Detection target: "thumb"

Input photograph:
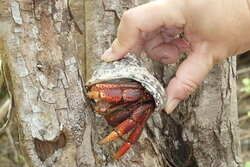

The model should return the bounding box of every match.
[165,46,216,113]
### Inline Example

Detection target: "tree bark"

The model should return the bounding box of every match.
[1,0,240,167]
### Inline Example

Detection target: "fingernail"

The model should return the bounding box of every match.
[164,98,180,114]
[101,48,116,62]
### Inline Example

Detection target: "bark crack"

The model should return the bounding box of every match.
[228,122,240,165]
[67,0,83,34]
[226,59,232,96]
[102,0,120,20]
[32,0,41,21]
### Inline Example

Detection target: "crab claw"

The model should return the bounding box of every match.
[87,87,146,103]
[90,83,143,91]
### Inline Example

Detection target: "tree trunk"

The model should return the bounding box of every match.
[1,0,240,167]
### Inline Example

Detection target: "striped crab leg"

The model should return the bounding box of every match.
[98,103,154,159]
[113,109,153,159]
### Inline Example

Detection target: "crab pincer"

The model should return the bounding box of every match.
[87,83,148,103]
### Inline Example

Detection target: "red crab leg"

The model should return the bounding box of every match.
[90,83,143,91]
[87,89,122,103]
[113,110,153,160]
[123,89,144,102]
[105,103,141,126]
[98,104,153,144]
[95,101,135,115]
[87,88,144,103]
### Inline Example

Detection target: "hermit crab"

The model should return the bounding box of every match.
[86,53,166,159]
[87,80,155,159]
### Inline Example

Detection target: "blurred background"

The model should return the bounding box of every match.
[237,51,250,167]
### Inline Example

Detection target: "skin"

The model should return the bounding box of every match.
[101,0,250,113]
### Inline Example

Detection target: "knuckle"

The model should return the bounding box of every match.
[176,77,198,98]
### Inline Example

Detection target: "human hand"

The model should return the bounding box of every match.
[101,0,250,113]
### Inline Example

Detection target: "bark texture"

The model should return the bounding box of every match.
[1,0,240,167]
[5,0,93,166]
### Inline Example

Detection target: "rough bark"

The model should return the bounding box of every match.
[1,0,240,167]
[4,0,94,166]
[162,58,240,167]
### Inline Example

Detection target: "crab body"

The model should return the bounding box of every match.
[87,81,155,159]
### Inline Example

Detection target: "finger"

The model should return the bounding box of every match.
[165,44,216,113]
[160,27,183,42]
[144,35,190,64]
[170,38,191,53]
[141,29,162,41]
[142,27,182,42]
[144,28,185,51]
[101,0,186,61]
[144,33,164,52]
[146,43,180,64]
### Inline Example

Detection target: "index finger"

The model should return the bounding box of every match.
[101,0,186,61]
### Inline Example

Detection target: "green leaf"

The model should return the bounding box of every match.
[242,78,250,86]
[246,87,250,93]
[245,162,250,167]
